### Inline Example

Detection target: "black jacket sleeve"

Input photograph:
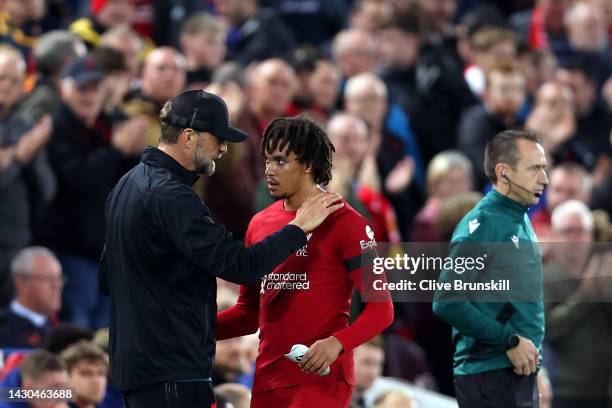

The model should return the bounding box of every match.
[147,183,307,285]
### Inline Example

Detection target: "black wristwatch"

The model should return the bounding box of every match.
[506,333,520,350]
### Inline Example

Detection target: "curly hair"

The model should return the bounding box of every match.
[261,114,335,185]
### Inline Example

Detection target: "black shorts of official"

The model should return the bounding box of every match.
[123,381,216,408]
[454,367,539,408]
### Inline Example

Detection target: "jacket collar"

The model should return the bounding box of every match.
[141,146,200,186]
[488,188,529,219]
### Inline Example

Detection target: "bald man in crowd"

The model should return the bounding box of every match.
[0,247,63,347]
[204,58,297,237]
[122,46,187,147]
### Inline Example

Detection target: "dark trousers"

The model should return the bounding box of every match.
[552,395,610,408]
[123,381,216,408]
[454,368,539,408]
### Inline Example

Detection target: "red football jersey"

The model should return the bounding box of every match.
[217,199,393,392]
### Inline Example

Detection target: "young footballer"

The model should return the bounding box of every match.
[217,115,394,407]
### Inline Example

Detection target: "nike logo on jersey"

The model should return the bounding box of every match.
[468,219,480,234]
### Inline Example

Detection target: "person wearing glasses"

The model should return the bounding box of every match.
[0,246,64,348]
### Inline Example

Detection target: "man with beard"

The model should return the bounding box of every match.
[100,90,343,407]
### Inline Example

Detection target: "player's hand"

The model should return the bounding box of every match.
[506,335,538,376]
[299,336,343,375]
[290,192,344,233]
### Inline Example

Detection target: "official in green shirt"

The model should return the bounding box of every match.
[433,130,549,408]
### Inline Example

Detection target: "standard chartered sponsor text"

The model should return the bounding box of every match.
[263,272,310,290]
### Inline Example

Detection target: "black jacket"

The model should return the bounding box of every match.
[225,8,296,66]
[381,54,477,163]
[35,103,136,260]
[100,147,307,391]
[457,104,523,190]
[0,307,50,348]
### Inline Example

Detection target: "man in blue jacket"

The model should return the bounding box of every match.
[433,130,549,407]
[100,90,343,407]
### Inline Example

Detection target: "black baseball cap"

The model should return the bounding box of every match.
[165,90,248,143]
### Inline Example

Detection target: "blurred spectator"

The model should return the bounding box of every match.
[216,0,295,66]
[147,0,203,48]
[61,340,109,408]
[555,57,612,170]
[92,47,132,118]
[69,0,138,50]
[564,1,609,54]
[43,323,94,354]
[525,81,575,156]
[463,27,517,98]
[591,165,612,215]
[100,25,144,83]
[544,200,612,408]
[214,383,251,408]
[458,63,527,189]
[0,45,55,305]
[214,288,249,386]
[307,59,341,117]
[372,389,417,408]
[510,0,571,50]
[0,350,70,408]
[213,336,250,386]
[35,55,147,330]
[559,2,612,86]
[18,30,86,122]
[90,327,123,408]
[531,162,591,238]
[0,0,49,58]
[0,247,62,348]
[590,0,612,43]
[270,0,348,46]
[122,46,186,148]
[332,29,378,80]
[179,12,226,90]
[345,73,425,237]
[352,336,427,408]
[410,151,473,243]
[327,113,401,244]
[418,0,457,41]
[349,0,393,33]
[379,10,477,164]
[518,48,557,108]
[352,337,385,408]
[434,191,483,240]
[205,58,296,237]
[287,48,340,121]
[455,4,508,66]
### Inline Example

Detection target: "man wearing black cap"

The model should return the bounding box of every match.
[100,90,343,407]
[35,54,148,330]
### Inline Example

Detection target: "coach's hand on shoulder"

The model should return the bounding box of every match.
[300,336,343,375]
[290,192,344,233]
[506,335,539,376]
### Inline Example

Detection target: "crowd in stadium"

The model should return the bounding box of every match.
[0,0,611,407]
